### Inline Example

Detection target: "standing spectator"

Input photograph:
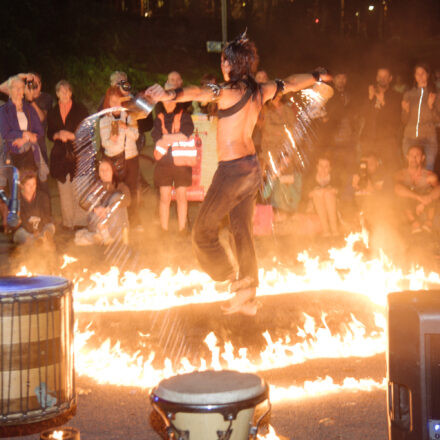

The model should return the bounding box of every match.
[303,156,341,237]
[13,168,55,245]
[325,72,357,173]
[0,73,52,162]
[0,76,48,182]
[193,73,218,116]
[401,63,440,171]
[151,83,194,235]
[100,86,142,229]
[360,67,402,171]
[166,70,193,114]
[47,80,89,231]
[99,70,153,160]
[394,145,440,233]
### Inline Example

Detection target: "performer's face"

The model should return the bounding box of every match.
[221,56,231,81]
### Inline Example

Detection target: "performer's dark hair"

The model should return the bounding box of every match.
[222,31,259,94]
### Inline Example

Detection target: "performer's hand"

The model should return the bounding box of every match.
[145,84,169,102]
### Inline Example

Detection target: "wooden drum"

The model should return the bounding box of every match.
[0,276,76,437]
[151,370,271,440]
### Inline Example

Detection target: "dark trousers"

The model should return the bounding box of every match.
[192,154,262,287]
[124,156,140,226]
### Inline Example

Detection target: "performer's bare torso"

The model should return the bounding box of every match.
[216,85,261,162]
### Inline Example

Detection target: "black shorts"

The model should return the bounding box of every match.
[154,154,192,188]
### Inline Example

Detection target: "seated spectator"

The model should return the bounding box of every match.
[151,82,195,234]
[47,80,89,231]
[394,145,440,233]
[100,85,142,229]
[13,168,55,245]
[351,151,392,229]
[303,156,341,237]
[75,158,131,246]
[0,76,48,182]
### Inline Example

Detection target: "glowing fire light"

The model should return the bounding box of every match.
[51,431,63,440]
[61,254,78,269]
[17,232,440,401]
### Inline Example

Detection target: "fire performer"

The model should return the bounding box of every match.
[146,32,331,315]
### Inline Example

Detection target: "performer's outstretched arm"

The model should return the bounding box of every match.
[145,84,215,103]
[261,71,332,104]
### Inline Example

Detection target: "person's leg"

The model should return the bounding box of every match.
[159,186,172,231]
[193,155,262,284]
[124,156,140,226]
[13,227,34,245]
[229,192,259,286]
[72,176,89,227]
[421,136,438,171]
[175,186,188,231]
[311,189,330,236]
[57,179,74,228]
[323,188,339,235]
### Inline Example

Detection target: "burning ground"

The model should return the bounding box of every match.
[12,228,440,439]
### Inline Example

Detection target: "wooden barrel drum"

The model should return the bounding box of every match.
[0,276,76,437]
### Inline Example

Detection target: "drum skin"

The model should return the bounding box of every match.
[0,276,76,437]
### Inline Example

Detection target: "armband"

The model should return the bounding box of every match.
[174,87,184,99]
[206,83,222,101]
[273,79,285,100]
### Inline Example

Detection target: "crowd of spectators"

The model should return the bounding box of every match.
[0,62,440,252]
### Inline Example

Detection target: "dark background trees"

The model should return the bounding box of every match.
[1,0,440,108]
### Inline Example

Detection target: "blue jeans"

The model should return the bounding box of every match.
[192,154,262,287]
[402,136,438,170]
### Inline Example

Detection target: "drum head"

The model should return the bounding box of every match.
[0,276,69,296]
[154,370,267,405]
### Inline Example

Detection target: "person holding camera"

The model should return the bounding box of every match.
[394,145,440,233]
[47,80,89,231]
[0,73,52,163]
[0,76,48,182]
[100,85,141,229]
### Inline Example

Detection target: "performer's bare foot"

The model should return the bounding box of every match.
[221,287,257,315]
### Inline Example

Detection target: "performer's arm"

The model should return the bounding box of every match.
[145,84,216,104]
[261,71,331,104]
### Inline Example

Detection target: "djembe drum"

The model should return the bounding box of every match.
[0,276,76,437]
[151,370,270,440]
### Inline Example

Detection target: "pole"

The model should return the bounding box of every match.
[221,0,227,44]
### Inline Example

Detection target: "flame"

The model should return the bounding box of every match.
[61,254,78,269]
[257,425,282,440]
[17,232,440,402]
[51,431,63,440]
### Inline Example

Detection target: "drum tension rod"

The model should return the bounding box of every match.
[216,416,233,440]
